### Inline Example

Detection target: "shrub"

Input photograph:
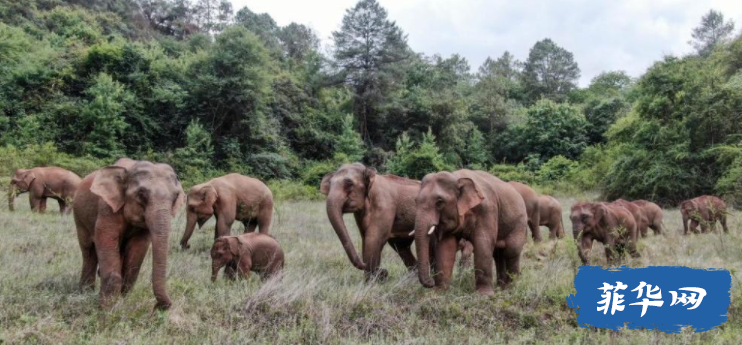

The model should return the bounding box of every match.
[488,164,536,184]
[388,129,451,180]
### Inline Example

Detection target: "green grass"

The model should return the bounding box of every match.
[1,194,742,344]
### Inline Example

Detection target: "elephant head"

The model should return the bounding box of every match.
[570,202,608,240]
[210,236,240,281]
[180,184,218,249]
[90,161,185,309]
[680,200,697,233]
[320,163,377,270]
[414,172,484,288]
[8,169,36,211]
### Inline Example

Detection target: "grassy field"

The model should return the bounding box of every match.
[1,193,742,344]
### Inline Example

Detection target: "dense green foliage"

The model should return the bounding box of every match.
[0,0,740,204]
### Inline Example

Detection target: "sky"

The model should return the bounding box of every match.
[232,0,742,86]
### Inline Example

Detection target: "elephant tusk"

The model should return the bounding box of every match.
[428,226,436,235]
[408,230,415,236]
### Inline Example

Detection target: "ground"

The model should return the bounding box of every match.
[1,194,742,344]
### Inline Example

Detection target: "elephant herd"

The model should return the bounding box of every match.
[6,160,731,310]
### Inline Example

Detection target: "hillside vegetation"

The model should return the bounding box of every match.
[1,1,742,204]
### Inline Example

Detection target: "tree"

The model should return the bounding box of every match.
[388,128,449,179]
[194,0,233,35]
[77,73,132,158]
[690,10,735,56]
[334,114,365,162]
[521,38,580,103]
[472,51,523,133]
[519,99,588,162]
[332,0,409,144]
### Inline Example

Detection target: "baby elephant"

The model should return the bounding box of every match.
[211,233,284,282]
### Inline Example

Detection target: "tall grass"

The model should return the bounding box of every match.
[1,194,741,344]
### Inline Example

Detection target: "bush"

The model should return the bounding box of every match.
[388,129,451,180]
[536,155,578,184]
[268,180,324,202]
[301,160,337,187]
[488,164,536,184]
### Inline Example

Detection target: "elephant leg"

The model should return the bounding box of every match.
[387,238,416,271]
[121,234,151,295]
[29,195,41,212]
[79,244,98,291]
[257,199,274,234]
[700,220,710,233]
[94,228,124,307]
[494,248,506,285]
[215,215,235,239]
[38,198,47,213]
[578,235,593,265]
[473,237,495,295]
[529,218,542,243]
[57,199,67,215]
[237,256,253,280]
[362,233,388,282]
[721,214,729,234]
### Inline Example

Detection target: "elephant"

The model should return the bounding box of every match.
[508,181,543,243]
[631,200,663,235]
[611,199,650,238]
[8,167,81,214]
[457,239,474,268]
[210,232,284,282]
[180,174,274,250]
[680,195,728,234]
[570,202,640,266]
[538,195,564,240]
[321,163,421,281]
[73,159,185,310]
[414,170,527,295]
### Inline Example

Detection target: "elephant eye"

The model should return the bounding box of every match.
[137,189,149,205]
[436,197,444,206]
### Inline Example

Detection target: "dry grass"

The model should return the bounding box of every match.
[1,194,742,344]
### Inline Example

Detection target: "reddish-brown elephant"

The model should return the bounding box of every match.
[180,173,273,249]
[415,170,527,295]
[9,167,81,214]
[321,163,421,281]
[73,159,185,310]
[632,200,663,235]
[680,195,728,234]
[210,232,284,282]
[611,199,650,238]
[508,181,543,242]
[570,202,640,266]
[538,195,564,239]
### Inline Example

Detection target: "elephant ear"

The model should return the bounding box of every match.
[457,178,485,218]
[172,189,186,217]
[592,203,609,227]
[227,237,241,257]
[319,172,334,195]
[202,185,218,208]
[91,166,128,213]
[21,170,36,188]
[364,167,377,196]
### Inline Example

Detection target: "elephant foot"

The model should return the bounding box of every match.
[476,286,494,296]
[180,242,191,250]
[154,299,172,311]
[365,268,389,282]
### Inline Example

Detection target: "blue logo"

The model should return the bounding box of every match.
[567,266,731,333]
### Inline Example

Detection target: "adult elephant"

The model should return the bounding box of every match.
[632,200,663,235]
[8,167,81,214]
[508,181,543,242]
[415,170,527,295]
[570,202,640,266]
[74,159,185,310]
[611,199,650,238]
[180,174,273,250]
[320,163,420,281]
[680,195,728,234]
[538,195,564,239]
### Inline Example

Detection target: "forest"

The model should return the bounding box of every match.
[1,0,742,205]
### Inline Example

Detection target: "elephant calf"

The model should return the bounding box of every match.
[211,233,284,282]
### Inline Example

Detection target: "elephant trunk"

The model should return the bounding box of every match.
[211,261,222,282]
[181,210,197,249]
[415,212,436,288]
[682,211,689,234]
[8,182,16,211]
[326,188,365,270]
[146,207,173,310]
